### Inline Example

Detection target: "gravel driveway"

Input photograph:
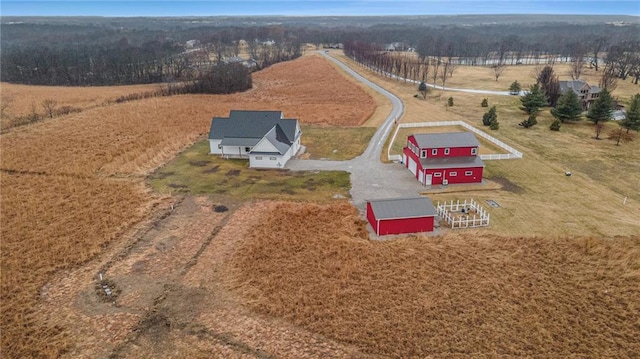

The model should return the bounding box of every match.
[286,52,424,209]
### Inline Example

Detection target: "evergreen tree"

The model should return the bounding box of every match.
[520,83,547,115]
[587,89,615,139]
[509,80,521,94]
[551,90,583,123]
[550,119,562,131]
[619,93,640,133]
[448,97,454,107]
[519,114,538,128]
[490,118,499,130]
[481,98,488,107]
[482,106,497,126]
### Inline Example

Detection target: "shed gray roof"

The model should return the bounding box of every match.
[413,132,480,149]
[208,110,298,143]
[368,197,436,220]
[419,155,485,169]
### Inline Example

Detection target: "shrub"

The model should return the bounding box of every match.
[519,114,538,128]
[550,119,561,131]
[447,97,454,107]
[481,98,488,107]
[482,106,497,126]
[490,119,499,130]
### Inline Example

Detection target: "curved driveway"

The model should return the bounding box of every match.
[286,52,425,209]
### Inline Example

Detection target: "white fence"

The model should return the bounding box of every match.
[388,120,523,161]
[436,199,490,229]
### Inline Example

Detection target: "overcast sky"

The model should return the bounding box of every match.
[2,0,639,17]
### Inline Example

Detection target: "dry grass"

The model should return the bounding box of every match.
[0,53,377,357]
[0,82,162,130]
[0,173,149,357]
[224,201,640,358]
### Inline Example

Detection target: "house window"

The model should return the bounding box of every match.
[269,157,277,160]
[434,172,442,177]
[465,171,473,176]
[444,148,450,155]
[449,171,457,177]
[420,150,427,158]
[471,147,478,155]
[255,156,262,160]
[245,147,251,152]
[218,144,222,149]
[432,149,438,156]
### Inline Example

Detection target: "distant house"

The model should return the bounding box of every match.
[185,39,200,48]
[402,132,485,186]
[559,80,601,110]
[366,197,437,236]
[208,110,302,169]
[222,56,258,70]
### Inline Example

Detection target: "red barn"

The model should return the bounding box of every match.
[402,132,485,186]
[366,197,437,236]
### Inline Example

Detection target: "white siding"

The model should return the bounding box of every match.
[252,137,280,153]
[209,139,222,154]
[221,146,251,158]
[249,154,285,168]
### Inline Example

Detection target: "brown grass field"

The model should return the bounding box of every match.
[2,49,639,358]
[223,201,640,358]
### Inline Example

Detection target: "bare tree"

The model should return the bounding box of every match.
[492,64,506,81]
[568,43,587,80]
[599,62,618,91]
[608,128,635,145]
[589,36,608,71]
[41,99,58,118]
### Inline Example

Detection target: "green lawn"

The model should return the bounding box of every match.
[147,141,351,202]
[301,125,376,160]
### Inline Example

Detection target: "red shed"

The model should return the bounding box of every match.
[366,197,437,236]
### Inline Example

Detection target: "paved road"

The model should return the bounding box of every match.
[286,52,425,209]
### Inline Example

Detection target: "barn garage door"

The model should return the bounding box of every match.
[408,158,417,176]
[402,153,407,166]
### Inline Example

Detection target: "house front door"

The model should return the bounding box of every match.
[425,174,432,186]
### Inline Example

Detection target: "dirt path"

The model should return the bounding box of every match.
[38,196,376,358]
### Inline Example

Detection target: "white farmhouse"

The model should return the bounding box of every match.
[208,110,302,169]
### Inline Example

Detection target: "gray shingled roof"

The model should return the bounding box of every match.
[208,110,298,143]
[419,155,485,169]
[368,197,436,220]
[413,132,480,149]
[219,137,261,147]
[261,125,292,154]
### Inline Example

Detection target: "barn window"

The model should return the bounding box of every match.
[270,157,277,160]
[434,172,442,177]
[444,148,450,155]
[255,156,262,160]
[449,171,457,177]
[465,171,473,176]
[471,147,478,155]
[420,150,426,158]
[432,149,438,156]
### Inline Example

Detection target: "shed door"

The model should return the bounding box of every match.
[425,174,432,186]
[418,170,424,184]
[408,158,417,176]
